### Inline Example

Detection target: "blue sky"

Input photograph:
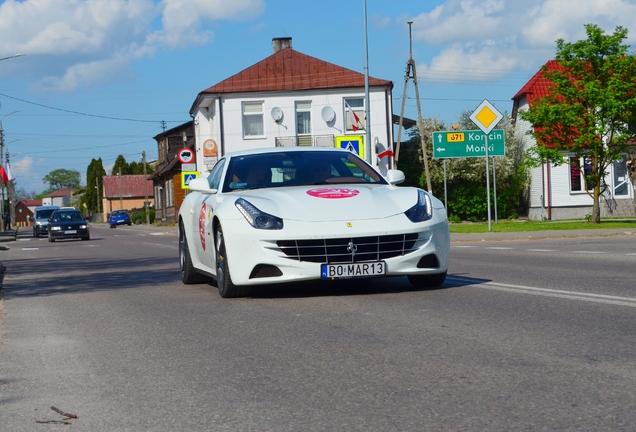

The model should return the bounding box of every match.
[1,0,636,194]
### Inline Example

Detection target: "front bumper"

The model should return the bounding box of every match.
[49,228,89,240]
[220,213,450,286]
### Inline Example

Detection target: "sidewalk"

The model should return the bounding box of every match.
[451,227,636,242]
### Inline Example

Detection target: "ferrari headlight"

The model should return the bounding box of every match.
[235,198,283,230]
[404,190,433,222]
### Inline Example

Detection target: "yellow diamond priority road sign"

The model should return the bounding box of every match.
[470,99,503,135]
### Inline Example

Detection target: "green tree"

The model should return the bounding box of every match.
[519,24,636,223]
[85,158,106,214]
[112,155,129,175]
[397,113,527,221]
[42,168,81,190]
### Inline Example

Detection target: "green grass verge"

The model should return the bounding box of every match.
[449,219,636,234]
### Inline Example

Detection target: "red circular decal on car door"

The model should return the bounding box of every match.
[198,203,206,251]
[306,188,360,199]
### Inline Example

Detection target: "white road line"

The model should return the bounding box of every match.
[446,276,636,308]
[142,242,178,249]
[486,247,513,250]
[21,247,39,250]
[574,251,607,254]
[527,249,555,252]
[452,245,476,248]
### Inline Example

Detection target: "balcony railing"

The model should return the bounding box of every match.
[275,135,335,148]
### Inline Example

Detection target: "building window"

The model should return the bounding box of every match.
[166,179,174,207]
[569,156,594,193]
[344,98,365,132]
[296,101,312,146]
[613,154,629,197]
[242,101,264,137]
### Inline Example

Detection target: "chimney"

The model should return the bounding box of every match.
[272,37,292,53]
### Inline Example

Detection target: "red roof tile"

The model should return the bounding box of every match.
[199,47,392,95]
[102,175,154,199]
[43,188,76,198]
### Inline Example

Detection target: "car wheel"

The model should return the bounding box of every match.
[48,234,55,243]
[109,225,115,229]
[34,230,39,238]
[408,271,447,289]
[215,226,249,298]
[127,222,131,226]
[82,234,90,241]
[179,223,209,284]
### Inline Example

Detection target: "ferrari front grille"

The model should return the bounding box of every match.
[277,234,420,263]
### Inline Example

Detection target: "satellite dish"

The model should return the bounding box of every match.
[321,106,335,122]
[271,107,283,122]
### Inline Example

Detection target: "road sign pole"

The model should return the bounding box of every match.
[443,159,448,211]
[485,135,492,232]
[493,157,498,224]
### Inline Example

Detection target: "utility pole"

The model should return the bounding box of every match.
[6,151,14,229]
[95,176,101,218]
[142,151,149,225]
[394,21,432,193]
[118,167,123,210]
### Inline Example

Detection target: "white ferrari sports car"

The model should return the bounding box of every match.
[178,147,450,298]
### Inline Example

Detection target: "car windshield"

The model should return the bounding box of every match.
[52,211,84,222]
[221,150,386,192]
[36,209,56,219]
[111,211,127,216]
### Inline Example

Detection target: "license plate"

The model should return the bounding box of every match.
[64,230,77,234]
[321,261,386,279]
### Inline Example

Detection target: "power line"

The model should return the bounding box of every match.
[0,92,164,124]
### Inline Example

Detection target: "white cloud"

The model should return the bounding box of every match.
[152,0,265,47]
[411,0,636,84]
[0,0,265,91]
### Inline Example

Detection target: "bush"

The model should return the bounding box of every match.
[131,208,155,224]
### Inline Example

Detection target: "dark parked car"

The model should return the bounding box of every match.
[108,209,132,228]
[48,208,90,242]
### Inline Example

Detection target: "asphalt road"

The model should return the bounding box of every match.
[0,224,635,431]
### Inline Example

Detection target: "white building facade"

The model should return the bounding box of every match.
[189,38,395,177]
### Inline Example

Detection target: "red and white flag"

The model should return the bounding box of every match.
[0,164,13,183]
[345,101,360,132]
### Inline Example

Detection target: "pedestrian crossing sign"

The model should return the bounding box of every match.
[336,135,364,159]
[182,171,199,189]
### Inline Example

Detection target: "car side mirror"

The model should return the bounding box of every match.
[386,169,405,185]
[188,177,217,193]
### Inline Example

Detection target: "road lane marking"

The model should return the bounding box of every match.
[142,242,178,249]
[22,247,39,250]
[486,247,513,250]
[574,251,607,254]
[446,276,636,308]
[527,249,555,252]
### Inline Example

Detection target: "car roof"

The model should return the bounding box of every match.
[35,205,60,210]
[224,146,352,159]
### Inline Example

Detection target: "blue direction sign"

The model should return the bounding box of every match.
[432,129,505,159]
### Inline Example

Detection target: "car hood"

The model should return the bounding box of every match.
[227,184,430,222]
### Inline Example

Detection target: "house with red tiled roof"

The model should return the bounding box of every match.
[15,198,40,227]
[512,60,633,220]
[188,37,395,176]
[42,188,76,207]
[101,175,154,215]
